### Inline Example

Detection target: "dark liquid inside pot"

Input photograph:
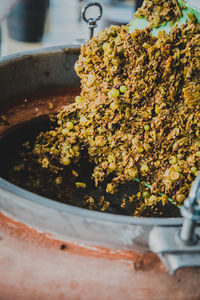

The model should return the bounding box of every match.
[0,117,181,218]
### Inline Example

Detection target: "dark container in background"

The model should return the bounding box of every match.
[0,26,1,55]
[7,0,49,42]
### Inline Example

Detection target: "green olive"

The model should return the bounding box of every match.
[66,121,74,130]
[108,88,120,98]
[62,157,71,166]
[120,85,127,93]
[144,124,150,131]
[142,191,150,198]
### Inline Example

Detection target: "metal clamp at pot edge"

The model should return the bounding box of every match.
[149,175,200,275]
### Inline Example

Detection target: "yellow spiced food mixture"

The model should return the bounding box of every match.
[2,0,199,217]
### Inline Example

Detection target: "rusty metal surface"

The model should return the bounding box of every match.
[0,212,200,300]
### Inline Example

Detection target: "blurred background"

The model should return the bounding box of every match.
[0,0,199,56]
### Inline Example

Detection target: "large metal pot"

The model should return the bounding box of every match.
[0,46,200,300]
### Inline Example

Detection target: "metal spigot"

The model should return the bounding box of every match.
[149,174,200,274]
[82,2,103,40]
[180,175,200,245]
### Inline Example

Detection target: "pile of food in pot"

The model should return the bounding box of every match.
[2,0,200,217]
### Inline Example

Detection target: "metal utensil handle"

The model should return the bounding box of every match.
[82,2,103,40]
[180,174,200,244]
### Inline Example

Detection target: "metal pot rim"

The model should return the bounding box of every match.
[0,44,80,64]
[0,178,183,226]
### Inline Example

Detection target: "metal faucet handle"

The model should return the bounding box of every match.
[82,2,103,40]
[180,174,200,244]
[188,174,200,206]
[149,174,200,274]
[181,174,200,220]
